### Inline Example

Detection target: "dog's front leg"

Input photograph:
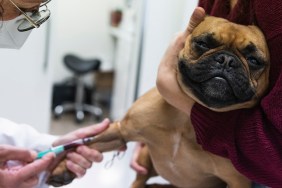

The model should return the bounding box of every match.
[47,121,127,187]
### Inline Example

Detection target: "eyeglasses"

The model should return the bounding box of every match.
[8,0,51,32]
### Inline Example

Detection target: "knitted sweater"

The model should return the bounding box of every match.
[191,0,282,187]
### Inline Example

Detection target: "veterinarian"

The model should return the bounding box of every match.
[0,0,109,188]
[132,1,282,187]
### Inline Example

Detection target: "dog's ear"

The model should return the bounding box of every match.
[184,7,206,37]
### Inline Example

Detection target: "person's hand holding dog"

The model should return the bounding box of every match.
[156,7,206,115]
[130,7,206,174]
[130,142,147,175]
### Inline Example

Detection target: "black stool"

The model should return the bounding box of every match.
[54,54,103,123]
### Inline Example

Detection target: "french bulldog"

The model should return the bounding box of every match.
[47,15,269,188]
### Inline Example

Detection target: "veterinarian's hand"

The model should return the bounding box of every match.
[52,118,110,178]
[156,7,206,115]
[130,143,148,175]
[0,145,54,188]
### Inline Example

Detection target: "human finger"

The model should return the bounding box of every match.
[169,7,206,54]
[76,118,111,138]
[76,145,103,162]
[184,7,206,37]
[53,118,110,146]
[130,143,148,175]
[17,153,55,182]
[21,175,39,188]
[159,8,206,65]
[0,145,35,163]
[66,151,92,170]
[66,160,86,178]
[130,160,148,175]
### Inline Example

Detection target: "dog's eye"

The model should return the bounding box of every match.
[195,41,209,50]
[247,57,264,69]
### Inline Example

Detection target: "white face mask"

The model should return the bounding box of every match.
[0,15,32,49]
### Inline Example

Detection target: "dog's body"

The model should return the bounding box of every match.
[49,88,250,188]
[47,16,269,188]
[122,88,250,188]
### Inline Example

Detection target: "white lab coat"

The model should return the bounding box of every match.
[0,117,58,188]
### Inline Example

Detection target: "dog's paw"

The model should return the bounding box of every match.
[47,170,76,187]
[47,160,76,187]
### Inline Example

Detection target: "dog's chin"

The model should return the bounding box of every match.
[180,78,257,110]
[177,55,257,109]
[195,76,244,108]
[199,77,237,107]
[178,72,256,109]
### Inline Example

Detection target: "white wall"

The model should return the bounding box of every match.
[137,0,198,96]
[110,0,199,120]
[0,24,51,133]
[50,0,124,83]
[110,0,145,120]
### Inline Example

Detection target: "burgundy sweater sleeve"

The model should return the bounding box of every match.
[191,0,282,187]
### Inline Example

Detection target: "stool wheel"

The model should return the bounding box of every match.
[75,111,85,123]
[54,105,64,119]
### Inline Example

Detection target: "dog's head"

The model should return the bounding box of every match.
[178,16,270,111]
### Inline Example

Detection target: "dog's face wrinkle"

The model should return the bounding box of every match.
[192,33,221,56]
[191,33,267,74]
[240,43,268,81]
[241,42,266,64]
[181,53,250,90]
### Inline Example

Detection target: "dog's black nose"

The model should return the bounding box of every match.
[215,54,239,69]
